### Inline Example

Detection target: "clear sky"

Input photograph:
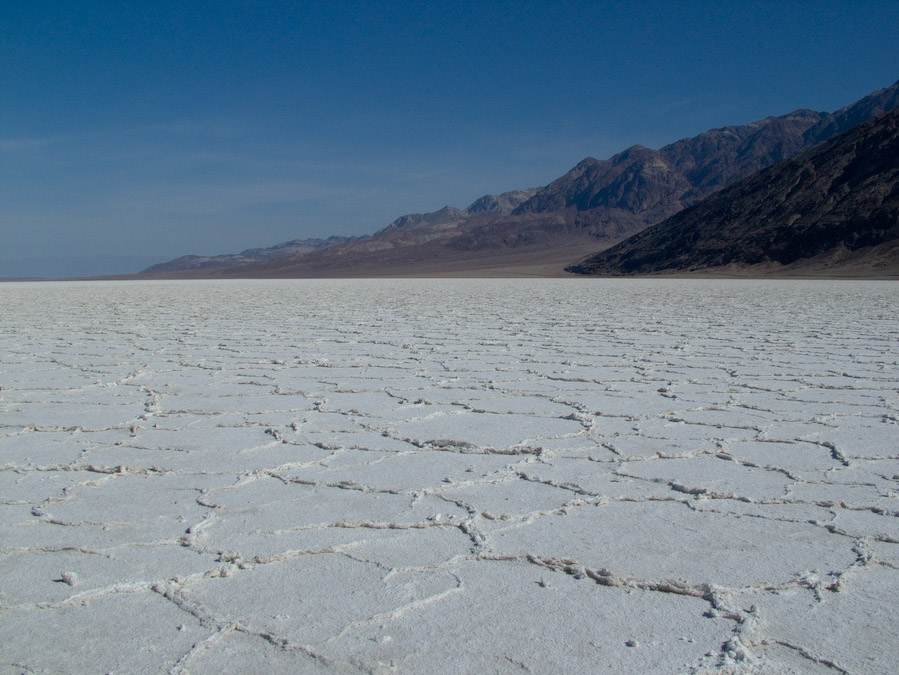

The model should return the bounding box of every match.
[2,0,898,278]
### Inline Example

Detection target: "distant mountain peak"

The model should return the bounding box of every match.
[465,188,540,214]
[140,235,363,273]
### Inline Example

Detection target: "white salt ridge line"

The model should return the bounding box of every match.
[743,638,851,675]
[489,552,764,669]
[5,580,155,611]
[319,571,465,646]
[513,553,867,672]
[157,567,441,674]
[1,463,172,477]
[153,583,338,673]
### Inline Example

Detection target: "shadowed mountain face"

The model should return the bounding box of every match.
[141,80,899,278]
[567,108,899,277]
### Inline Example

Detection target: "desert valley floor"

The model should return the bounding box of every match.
[1,279,897,674]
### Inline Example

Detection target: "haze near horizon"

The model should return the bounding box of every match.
[2,0,898,278]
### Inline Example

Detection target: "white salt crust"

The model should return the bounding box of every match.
[1,278,897,674]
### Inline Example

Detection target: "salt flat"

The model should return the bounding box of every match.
[1,279,897,674]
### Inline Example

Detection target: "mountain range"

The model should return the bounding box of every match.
[142,235,365,273]
[140,79,899,278]
[567,107,899,276]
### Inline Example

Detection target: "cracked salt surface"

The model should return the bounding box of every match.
[1,279,897,674]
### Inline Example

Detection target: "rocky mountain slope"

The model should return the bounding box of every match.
[567,108,899,277]
[514,79,899,225]
[144,190,539,273]
[141,236,364,273]
[378,188,539,235]
[141,80,899,277]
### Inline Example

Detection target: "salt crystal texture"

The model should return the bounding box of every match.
[1,279,897,673]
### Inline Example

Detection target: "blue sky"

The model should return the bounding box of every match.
[2,1,898,277]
